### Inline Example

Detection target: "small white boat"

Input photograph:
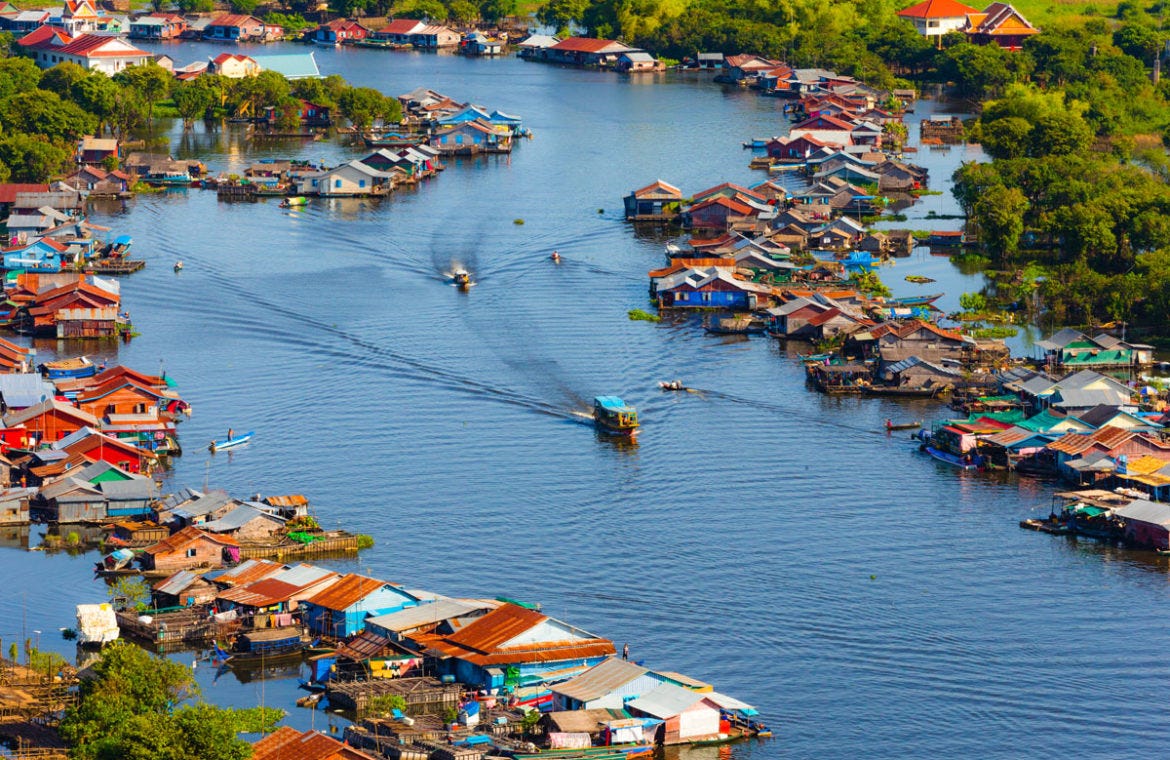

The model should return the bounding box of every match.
[209,431,254,452]
[452,270,473,289]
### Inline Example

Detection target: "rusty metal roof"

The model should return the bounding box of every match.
[212,558,286,587]
[304,573,391,612]
[444,603,547,652]
[1046,433,1097,456]
[143,526,237,555]
[218,579,302,608]
[412,633,615,666]
[264,494,308,507]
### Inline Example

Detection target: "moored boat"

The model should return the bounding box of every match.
[41,356,96,379]
[885,420,921,431]
[887,293,943,307]
[593,396,639,436]
[210,431,254,452]
[225,627,305,665]
[280,196,309,208]
[923,445,981,470]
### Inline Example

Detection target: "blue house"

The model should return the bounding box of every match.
[437,105,524,135]
[407,603,615,691]
[549,657,668,711]
[2,238,73,272]
[428,120,512,155]
[300,574,419,638]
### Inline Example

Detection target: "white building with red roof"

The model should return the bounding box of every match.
[208,52,259,78]
[896,0,978,37]
[19,28,151,74]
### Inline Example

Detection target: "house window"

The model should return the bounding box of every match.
[334,179,342,188]
[186,548,197,557]
[359,179,365,188]
[702,293,712,303]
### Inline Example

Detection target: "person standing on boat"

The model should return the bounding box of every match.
[227,428,234,442]
[622,643,629,660]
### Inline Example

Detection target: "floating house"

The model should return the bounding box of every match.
[253,726,380,760]
[308,18,369,45]
[366,598,497,641]
[549,657,667,711]
[33,476,106,522]
[197,503,286,541]
[428,120,512,155]
[153,569,219,608]
[409,603,616,690]
[300,574,420,638]
[128,12,185,39]
[204,13,266,41]
[142,526,240,571]
[624,180,682,222]
[3,399,99,445]
[540,37,637,66]
[656,267,772,309]
[2,239,74,273]
[209,52,259,78]
[1111,499,1170,550]
[0,487,35,525]
[374,19,425,44]
[461,31,502,56]
[410,24,459,48]
[302,161,395,197]
[626,682,724,744]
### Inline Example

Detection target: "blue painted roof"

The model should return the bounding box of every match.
[594,396,633,411]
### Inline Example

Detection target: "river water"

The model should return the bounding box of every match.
[1,44,1168,758]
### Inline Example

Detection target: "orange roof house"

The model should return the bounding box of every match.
[964,3,1039,49]
[897,0,979,37]
[407,603,615,689]
[142,526,238,572]
[253,726,378,760]
[300,574,419,638]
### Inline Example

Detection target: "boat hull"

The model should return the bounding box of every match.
[210,431,254,451]
[924,445,979,470]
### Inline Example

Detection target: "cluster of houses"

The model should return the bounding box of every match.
[0,360,190,528]
[113,535,763,750]
[918,331,1168,477]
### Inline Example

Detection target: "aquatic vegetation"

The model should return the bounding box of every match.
[628,308,661,322]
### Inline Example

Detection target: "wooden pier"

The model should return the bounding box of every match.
[81,260,146,275]
[116,608,242,647]
[326,676,462,720]
[238,532,360,560]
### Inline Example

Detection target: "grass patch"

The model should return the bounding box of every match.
[969,325,1020,339]
[628,308,661,322]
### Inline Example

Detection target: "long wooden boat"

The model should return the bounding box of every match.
[923,445,979,470]
[225,627,304,665]
[885,421,921,431]
[363,132,424,148]
[209,431,254,452]
[887,293,943,306]
[41,356,96,379]
[593,396,639,437]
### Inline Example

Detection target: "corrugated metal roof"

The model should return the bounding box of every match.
[654,671,711,690]
[210,558,286,586]
[274,563,337,588]
[263,494,308,507]
[57,308,119,320]
[1114,499,1170,527]
[545,708,629,734]
[704,691,756,712]
[445,604,547,652]
[304,573,394,612]
[412,633,614,666]
[366,599,487,632]
[144,526,237,555]
[550,657,651,702]
[216,578,302,607]
[153,569,200,595]
[626,683,706,718]
[199,504,282,533]
[98,478,157,500]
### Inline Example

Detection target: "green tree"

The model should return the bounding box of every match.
[480,0,516,22]
[0,57,43,101]
[38,62,90,100]
[1113,23,1164,64]
[0,90,96,141]
[59,641,281,760]
[977,116,1031,159]
[230,0,260,12]
[74,74,119,132]
[177,0,214,10]
[537,0,588,33]
[448,0,479,24]
[973,184,1027,261]
[337,85,395,128]
[395,0,447,19]
[171,80,215,128]
[114,63,172,123]
[274,97,303,131]
[109,86,148,140]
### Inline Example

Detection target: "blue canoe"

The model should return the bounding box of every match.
[209,431,254,452]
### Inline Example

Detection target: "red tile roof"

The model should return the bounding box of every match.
[689,196,754,216]
[17,25,71,49]
[897,0,978,18]
[549,36,622,53]
[212,52,254,65]
[633,179,682,198]
[56,34,144,58]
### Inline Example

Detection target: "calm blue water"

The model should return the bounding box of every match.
[1,45,1168,759]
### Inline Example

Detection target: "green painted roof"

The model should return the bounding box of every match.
[1018,409,1066,432]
